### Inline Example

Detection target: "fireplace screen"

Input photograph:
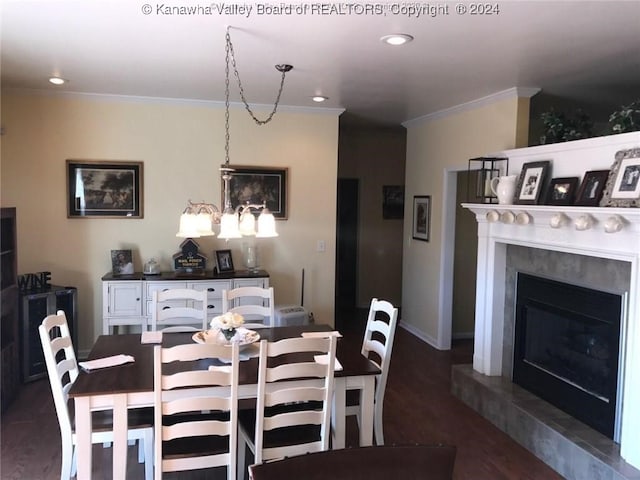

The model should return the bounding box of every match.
[513,273,622,438]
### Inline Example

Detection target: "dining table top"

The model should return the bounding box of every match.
[69,324,380,398]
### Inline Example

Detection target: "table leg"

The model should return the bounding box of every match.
[112,393,129,478]
[75,397,93,478]
[332,377,346,449]
[359,376,375,447]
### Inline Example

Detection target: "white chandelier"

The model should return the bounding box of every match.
[177,28,292,240]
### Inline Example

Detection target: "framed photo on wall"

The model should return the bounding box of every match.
[412,195,430,242]
[67,160,143,218]
[514,161,550,205]
[215,249,235,273]
[226,166,288,219]
[382,185,405,219]
[575,170,609,206]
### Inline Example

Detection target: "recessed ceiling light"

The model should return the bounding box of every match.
[380,34,414,46]
[312,96,329,103]
[48,77,67,85]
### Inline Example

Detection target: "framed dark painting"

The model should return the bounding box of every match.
[226,166,288,219]
[545,177,579,205]
[383,185,405,219]
[412,195,430,242]
[67,160,143,218]
[575,170,609,206]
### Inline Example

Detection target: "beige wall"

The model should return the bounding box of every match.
[0,91,339,352]
[338,125,406,308]
[402,94,530,348]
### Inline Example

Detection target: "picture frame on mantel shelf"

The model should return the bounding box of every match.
[215,249,234,273]
[575,170,609,207]
[111,249,134,275]
[514,161,550,205]
[412,195,430,242]
[67,160,143,218]
[600,148,640,207]
[226,166,288,219]
[545,177,579,206]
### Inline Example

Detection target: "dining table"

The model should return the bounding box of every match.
[68,324,380,479]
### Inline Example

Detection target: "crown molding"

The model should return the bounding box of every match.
[402,87,541,128]
[2,88,345,117]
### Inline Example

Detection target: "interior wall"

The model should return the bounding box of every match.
[0,91,340,352]
[402,93,530,348]
[337,123,406,308]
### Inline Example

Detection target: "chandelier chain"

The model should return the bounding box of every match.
[224,34,231,168]
[225,30,289,126]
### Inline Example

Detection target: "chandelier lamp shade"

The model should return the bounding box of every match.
[176,27,291,240]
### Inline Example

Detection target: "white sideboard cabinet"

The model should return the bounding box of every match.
[102,270,269,334]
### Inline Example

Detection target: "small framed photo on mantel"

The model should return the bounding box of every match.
[111,249,134,275]
[575,170,609,206]
[514,161,551,205]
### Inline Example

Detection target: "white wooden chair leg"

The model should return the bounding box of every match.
[63,442,74,479]
[237,433,246,480]
[374,404,384,445]
[143,430,153,480]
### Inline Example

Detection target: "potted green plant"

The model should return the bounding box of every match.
[539,109,594,144]
[609,100,640,134]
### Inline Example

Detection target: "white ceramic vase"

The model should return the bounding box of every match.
[490,175,517,205]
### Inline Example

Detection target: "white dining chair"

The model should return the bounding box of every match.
[154,341,240,479]
[237,336,337,480]
[39,310,153,480]
[344,298,398,446]
[222,286,275,328]
[151,287,209,331]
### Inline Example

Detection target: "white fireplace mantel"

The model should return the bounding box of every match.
[463,202,640,468]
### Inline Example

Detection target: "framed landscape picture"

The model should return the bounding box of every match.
[67,160,143,218]
[412,195,430,242]
[226,166,288,219]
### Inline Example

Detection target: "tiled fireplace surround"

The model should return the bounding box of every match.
[455,203,640,479]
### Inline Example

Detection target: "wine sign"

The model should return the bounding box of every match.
[18,271,52,292]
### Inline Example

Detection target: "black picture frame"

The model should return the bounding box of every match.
[545,177,579,205]
[111,249,134,275]
[215,249,234,273]
[575,170,609,206]
[226,166,288,219]
[67,160,143,218]
[600,148,640,207]
[412,195,430,242]
[382,185,405,219]
[515,161,551,205]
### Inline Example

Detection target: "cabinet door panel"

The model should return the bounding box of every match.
[108,282,142,316]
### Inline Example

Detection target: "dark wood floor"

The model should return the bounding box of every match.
[1,312,563,479]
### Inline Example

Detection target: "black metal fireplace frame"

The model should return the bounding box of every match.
[513,273,622,439]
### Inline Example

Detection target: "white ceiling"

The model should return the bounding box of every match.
[2,1,640,126]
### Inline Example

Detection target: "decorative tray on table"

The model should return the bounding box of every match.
[192,327,260,348]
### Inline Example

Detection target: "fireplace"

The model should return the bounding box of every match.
[513,272,623,438]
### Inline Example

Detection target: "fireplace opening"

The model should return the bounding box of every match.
[513,273,623,439]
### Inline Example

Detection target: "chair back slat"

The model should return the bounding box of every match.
[222,286,274,328]
[154,342,239,480]
[151,288,209,331]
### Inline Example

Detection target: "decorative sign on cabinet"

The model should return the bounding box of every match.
[101,270,269,334]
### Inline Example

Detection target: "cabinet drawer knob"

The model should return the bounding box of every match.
[207,288,215,292]
[162,306,171,310]
[207,305,214,309]
[162,288,170,292]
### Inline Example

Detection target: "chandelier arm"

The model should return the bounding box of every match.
[225,30,291,126]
